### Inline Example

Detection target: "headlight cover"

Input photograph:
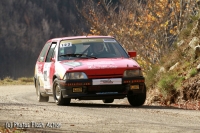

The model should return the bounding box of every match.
[63,72,88,80]
[123,70,143,77]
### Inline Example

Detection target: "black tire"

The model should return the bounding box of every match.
[103,99,114,103]
[36,80,49,102]
[127,85,146,107]
[53,78,71,105]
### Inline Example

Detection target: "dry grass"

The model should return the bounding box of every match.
[0,77,33,85]
[0,126,25,133]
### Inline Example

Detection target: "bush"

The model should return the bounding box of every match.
[157,74,176,97]
[145,65,159,89]
[179,23,193,40]
[180,29,191,39]
[189,68,197,77]
[174,77,185,89]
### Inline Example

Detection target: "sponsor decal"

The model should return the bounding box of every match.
[63,62,82,67]
[103,39,116,42]
[81,39,97,42]
[88,65,117,69]
[93,78,122,85]
[100,79,113,84]
[86,61,114,65]
[87,61,117,69]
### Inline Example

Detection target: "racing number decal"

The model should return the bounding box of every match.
[44,71,47,81]
[43,63,51,89]
[60,42,72,47]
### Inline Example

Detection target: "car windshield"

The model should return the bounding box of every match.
[58,38,129,61]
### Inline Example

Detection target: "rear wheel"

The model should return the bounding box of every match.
[53,78,71,105]
[103,99,114,103]
[36,80,49,102]
[127,85,146,107]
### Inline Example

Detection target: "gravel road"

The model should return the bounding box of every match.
[0,85,200,133]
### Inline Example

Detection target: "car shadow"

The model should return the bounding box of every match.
[0,102,183,110]
[66,102,183,110]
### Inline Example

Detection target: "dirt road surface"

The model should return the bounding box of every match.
[0,85,200,133]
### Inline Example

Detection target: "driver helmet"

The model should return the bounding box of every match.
[93,43,105,54]
[64,45,76,54]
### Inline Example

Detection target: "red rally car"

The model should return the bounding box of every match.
[34,36,146,106]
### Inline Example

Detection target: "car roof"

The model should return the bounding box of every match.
[47,36,114,43]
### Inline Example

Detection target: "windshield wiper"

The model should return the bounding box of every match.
[59,54,97,59]
[80,54,98,59]
[59,54,77,57]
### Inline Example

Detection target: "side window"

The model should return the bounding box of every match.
[114,43,129,58]
[38,42,51,62]
[106,43,116,54]
[107,43,128,57]
[111,44,118,54]
[46,43,57,62]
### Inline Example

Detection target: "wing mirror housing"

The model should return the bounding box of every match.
[128,51,137,57]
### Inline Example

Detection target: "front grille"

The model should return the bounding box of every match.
[88,74,122,79]
[87,85,126,93]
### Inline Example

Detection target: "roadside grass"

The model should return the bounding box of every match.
[0,126,25,133]
[157,72,177,97]
[0,77,34,85]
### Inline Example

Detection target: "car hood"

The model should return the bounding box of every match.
[56,58,141,79]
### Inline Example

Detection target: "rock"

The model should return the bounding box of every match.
[189,37,200,50]
[177,40,184,47]
[169,62,180,71]
[197,64,200,71]
[151,95,161,103]
[158,67,166,73]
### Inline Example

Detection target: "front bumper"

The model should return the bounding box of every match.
[59,77,145,100]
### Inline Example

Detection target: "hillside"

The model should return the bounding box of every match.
[146,17,200,110]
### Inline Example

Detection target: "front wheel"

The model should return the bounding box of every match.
[36,80,49,102]
[53,78,71,105]
[127,85,146,107]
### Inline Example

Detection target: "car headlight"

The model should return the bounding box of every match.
[64,72,88,80]
[123,70,143,77]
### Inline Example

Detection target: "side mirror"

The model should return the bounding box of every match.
[128,51,137,57]
[40,57,44,62]
[51,58,55,62]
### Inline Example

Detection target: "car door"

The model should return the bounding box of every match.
[35,42,51,91]
[43,42,57,91]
